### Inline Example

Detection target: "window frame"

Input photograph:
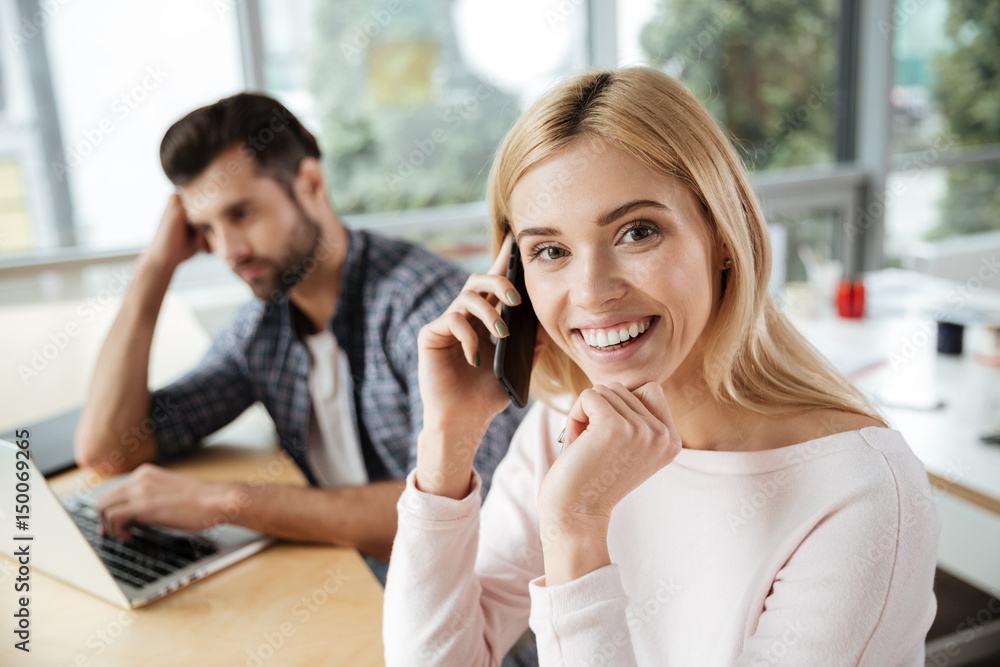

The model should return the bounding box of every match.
[0,0,76,253]
[0,0,972,284]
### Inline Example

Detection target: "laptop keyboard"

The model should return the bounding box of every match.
[62,496,218,589]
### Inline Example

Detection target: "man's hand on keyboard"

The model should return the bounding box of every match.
[96,464,238,539]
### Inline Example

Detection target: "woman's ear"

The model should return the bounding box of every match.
[717,242,731,270]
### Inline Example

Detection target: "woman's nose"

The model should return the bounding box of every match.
[568,251,628,311]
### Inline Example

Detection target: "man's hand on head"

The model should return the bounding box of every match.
[145,194,209,272]
[95,464,238,540]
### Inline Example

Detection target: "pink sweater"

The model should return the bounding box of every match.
[383,402,939,666]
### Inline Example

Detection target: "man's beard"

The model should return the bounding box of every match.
[238,203,323,301]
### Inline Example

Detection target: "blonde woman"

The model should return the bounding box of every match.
[383,68,938,666]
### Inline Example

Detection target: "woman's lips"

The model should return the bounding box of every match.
[573,317,658,361]
[578,317,653,349]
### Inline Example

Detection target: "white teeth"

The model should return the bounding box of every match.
[580,319,651,350]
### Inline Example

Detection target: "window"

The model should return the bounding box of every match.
[2,0,999,294]
[241,0,589,271]
[621,0,842,172]
[885,0,1000,268]
[0,0,64,254]
[257,0,587,218]
[0,0,243,257]
[615,0,852,296]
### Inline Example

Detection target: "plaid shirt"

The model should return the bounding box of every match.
[150,229,524,495]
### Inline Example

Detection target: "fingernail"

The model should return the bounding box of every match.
[557,427,565,443]
[472,352,480,367]
[506,289,521,306]
[494,320,509,337]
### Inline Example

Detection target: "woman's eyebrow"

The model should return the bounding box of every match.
[516,226,560,243]
[515,199,671,243]
[597,199,670,227]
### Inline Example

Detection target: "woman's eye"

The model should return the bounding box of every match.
[623,226,653,242]
[534,246,566,261]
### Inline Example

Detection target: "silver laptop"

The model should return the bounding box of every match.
[0,438,272,608]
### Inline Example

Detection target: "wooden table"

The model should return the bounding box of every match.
[0,296,385,666]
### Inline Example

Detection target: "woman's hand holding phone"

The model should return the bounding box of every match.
[537,382,683,585]
[414,235,523,499]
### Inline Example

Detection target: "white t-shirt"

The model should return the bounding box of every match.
[303,329,368,488]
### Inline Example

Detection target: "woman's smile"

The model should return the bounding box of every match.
[576,316,654,350]
[567,310,667,383]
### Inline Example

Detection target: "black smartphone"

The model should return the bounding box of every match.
[493,239,538,409]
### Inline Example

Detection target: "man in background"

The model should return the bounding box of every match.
[74,93,524,576]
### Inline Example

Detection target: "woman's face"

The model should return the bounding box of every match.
[508,136,721,393]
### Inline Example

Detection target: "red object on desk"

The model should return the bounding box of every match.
[836,279,865,318]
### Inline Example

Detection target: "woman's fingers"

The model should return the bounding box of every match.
[447,287,514,339]
[455,272,520,314]
[445,312,486,366]
[423,235,521,351]
[435,250,523,344]
[488,233,514,276]
[563,386,632,449]
[469,233,522,307]
[421,311,488,365]
[562,382,673,450]
[630,382,676,437]
[592,383,649,420]
[542,383,680,533]
[564,386,614,447]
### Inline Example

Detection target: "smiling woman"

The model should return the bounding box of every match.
[489,70,879,425]
[507,138,721,404]
[382,67,939,667]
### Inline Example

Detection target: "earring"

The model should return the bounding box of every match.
[723,258,732,270]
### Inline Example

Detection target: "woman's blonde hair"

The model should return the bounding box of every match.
[487,67,883,423]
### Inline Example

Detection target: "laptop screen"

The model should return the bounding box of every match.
[1,407,81,478]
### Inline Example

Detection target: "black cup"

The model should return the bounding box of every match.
[936,321,964,355]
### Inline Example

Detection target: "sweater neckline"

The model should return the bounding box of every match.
[671,426,897,475]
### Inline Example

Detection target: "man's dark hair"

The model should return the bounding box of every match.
[159,92,321,196]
